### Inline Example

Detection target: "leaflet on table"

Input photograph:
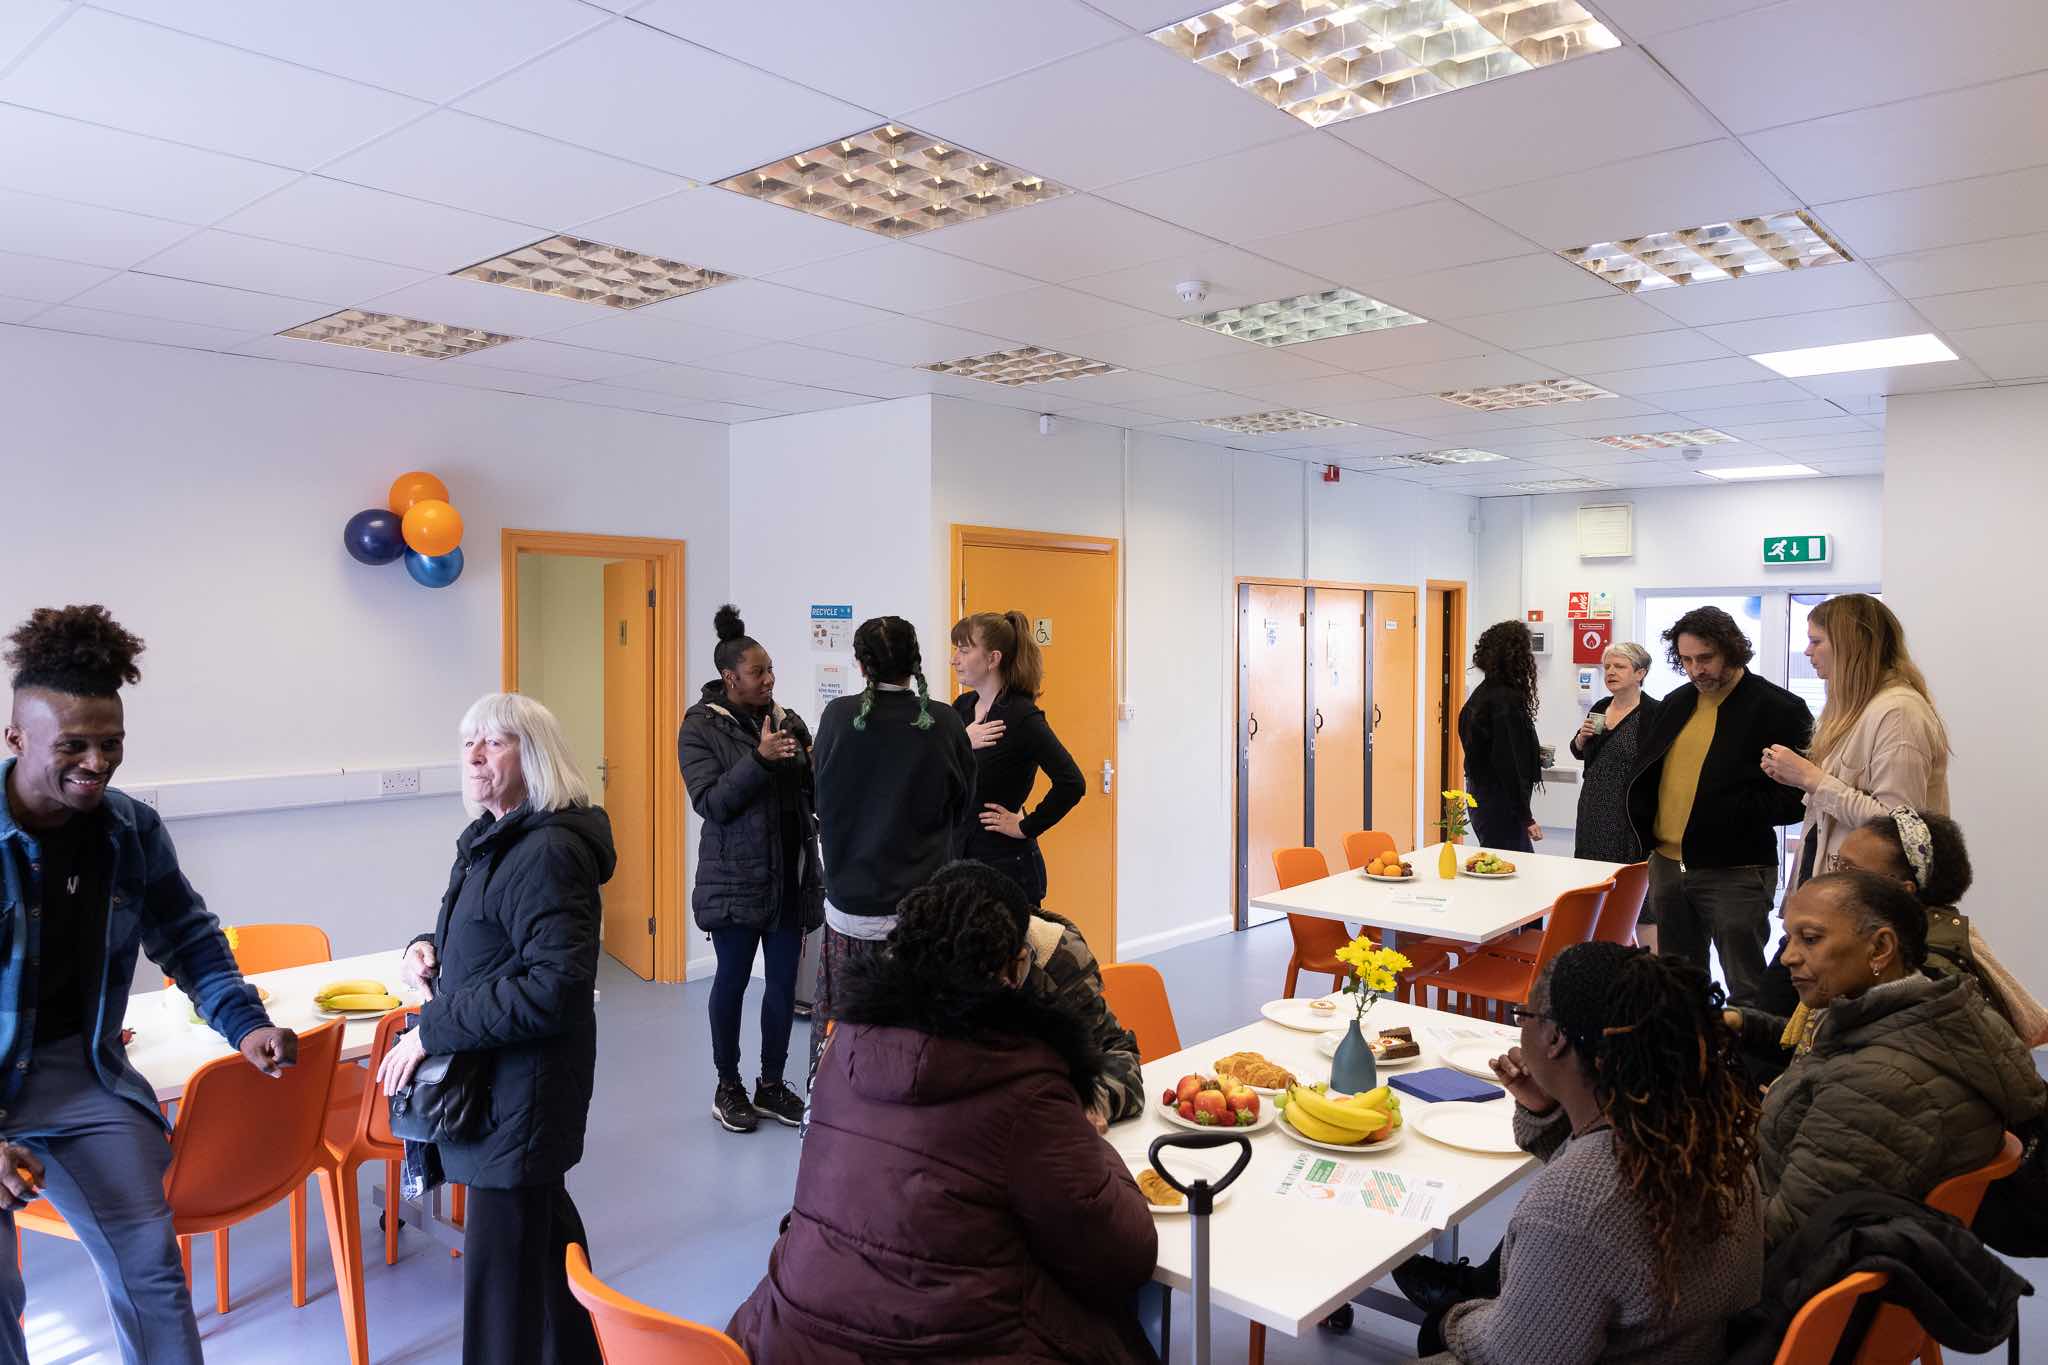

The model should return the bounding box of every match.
[1273,1152,1455,1227]
[1421,1020,1521,1050]
[1386,890,1451,914]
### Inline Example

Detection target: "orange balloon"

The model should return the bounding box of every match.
[388,471,450,516]
[402,500,463,557]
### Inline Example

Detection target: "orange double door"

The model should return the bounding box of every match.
[1239,584,1417,924]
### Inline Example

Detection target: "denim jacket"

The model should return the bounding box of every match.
[0,757,271,1129]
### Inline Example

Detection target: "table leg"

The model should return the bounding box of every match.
[370,1178,466,1255]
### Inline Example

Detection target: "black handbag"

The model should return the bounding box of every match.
[387,1038,489,1143]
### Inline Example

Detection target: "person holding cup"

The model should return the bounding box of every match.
[1569,641,1659,877]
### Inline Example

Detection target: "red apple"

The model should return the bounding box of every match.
[1175,1074,1205,1104]
[1193,1089,1230,1122]
[1226,1090,1260,1120]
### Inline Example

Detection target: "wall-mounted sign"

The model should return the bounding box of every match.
[1590,590,1613,619]
[1567,591,1591,619]
[810,603,852,651]
[1033,617,1053,647]
[1573,618,1613,665]
[815,663,846,706]
[1526,609,1544,622]
[1763,535,1830,566]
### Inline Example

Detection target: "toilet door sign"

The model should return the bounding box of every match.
[1033,617,1053,647]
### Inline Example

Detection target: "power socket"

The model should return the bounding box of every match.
[379,768,421,797]
[129,788,159,810]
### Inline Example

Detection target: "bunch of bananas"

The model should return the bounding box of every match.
[315,979,402,1012]
[1281,1082,1402,1145]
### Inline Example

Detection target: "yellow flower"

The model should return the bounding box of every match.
[223,925,240,951]
[1334,940,1372,972]
[1381,949,1413,974]
[1363,968,1398,995]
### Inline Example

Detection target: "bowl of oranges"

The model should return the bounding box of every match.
[1363,852,1415,881]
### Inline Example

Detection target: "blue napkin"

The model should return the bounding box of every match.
[1390,1067,1504,1104]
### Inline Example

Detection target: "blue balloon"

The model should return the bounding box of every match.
[343,508,405,565]
[404,545,463,589]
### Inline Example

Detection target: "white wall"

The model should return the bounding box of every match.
[0,326,729,961]
[516,553,606,800]
[1885,384,2044,995]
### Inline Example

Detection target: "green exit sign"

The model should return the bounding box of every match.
[1763,534,1830,565]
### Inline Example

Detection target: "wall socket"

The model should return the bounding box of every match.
[130,788,159,810]
[379,768,421,797]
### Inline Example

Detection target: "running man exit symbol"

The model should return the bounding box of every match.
[1762,535,1830,565]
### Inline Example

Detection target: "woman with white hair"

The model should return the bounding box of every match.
[380,692,613,1365]
[1570,642,1659,876]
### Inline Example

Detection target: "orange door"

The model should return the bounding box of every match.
[1242,584,1306,922]
[1424,585,1465,848]
[1310,588,1366,871]
[600,560,655,980]
[1370,590,1419,850]
[959,539,1118,958]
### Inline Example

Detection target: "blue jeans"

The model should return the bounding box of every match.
[0,1040,201,1365]
[708,922,802,1087]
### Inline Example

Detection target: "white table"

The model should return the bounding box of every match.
[1109,996,1534,1340]
[1248,843,1623,946]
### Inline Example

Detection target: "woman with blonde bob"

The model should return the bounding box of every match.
[1569,640,1660,872]
[382,692,613,1365]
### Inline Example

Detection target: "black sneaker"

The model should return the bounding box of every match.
[713,1080,758,1133]
[1391,1254,1482,1316]
[752,1078,805,1128]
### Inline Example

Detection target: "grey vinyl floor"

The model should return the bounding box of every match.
[19,920,2041,1364]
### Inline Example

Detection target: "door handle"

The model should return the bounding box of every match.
[1248,713,1259,739]
[596,758,611,788]
[1372,703,1384,729]
[1101,759,1114,795]
[1313,708,1324,732]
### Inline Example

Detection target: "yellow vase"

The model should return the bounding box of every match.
[1439,839,1460,880]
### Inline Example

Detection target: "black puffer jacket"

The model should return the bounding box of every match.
[415,802,614,1189]
[679,682,825,934]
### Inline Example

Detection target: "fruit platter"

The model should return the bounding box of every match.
[1363,851,1415,881]
[1158,1071,1276,1132]
[313,979,406,1016]
[1461,851,1517,878]
[1276,1082,1405,1152]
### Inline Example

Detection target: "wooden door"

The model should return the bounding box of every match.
[1310,588,1366,871]
[959,539,1118,958]
[1242,583,1306,920]
[1424,585,1465,850]
[600,560,655,980]
[1369,589,1419,850]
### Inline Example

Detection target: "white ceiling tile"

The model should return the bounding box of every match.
[1639,261,1898,328]
[1634,379,1817,410]
[1068,247,1333,318]
[1333,48,1724,198]
[0,8,427,168]
[804,317,1021,367]
[1248,201,1535,283]
[922,285,1160,342]
[766,243,1038,313]
[1284,322,1493,373]
[1697,300,1936,355]
[1651,0,2048,134]
[228,333,425,374]
[1520,329,1734,375]
[1791,360,1990,397]
[458,19,875,181]
[1521,400,1682,434]
[92,0,606,103]
[1082,0,1229,31]
[1375,254,1618,322]
[598,364,794,403]
[219,176,543,272]
[644,279,897,342]
[1096,133,1436,242]
[0,297,50,323]
[921,195,1216,285]
[694,341,913,392]
[1151,348,1342,390]
[0,188,189,270]
[1037,319,1253,369]
[1766,432,1892,455]
[67,271,328,332]
[1044,402,1162,429]
[1813,167,2048,260]
[411,364,582,397]
[574,186,870,278]
[1459,294,1681,350]
[1948,322,2048,381]
[1224,372,1410,410]
[327,111,684,228]
[1744,72,2048,204]
[1912,283,2048,333]
[1372,410,1545,438]
[747,385,877,414]
[1034,371,1206,405]
[1869,232,2048,299]
[139,230,427,305]
[0,105,295,224]
[0,0,65,68]
[1670,399,1845,427]
[446,338,659,380]
[1580,357,1781,395]
[542,381,698,412]
[1716,416,1879,442]
[1318,395,1481,426]
[904,37,1301,190]
[637,0,1124,114]
[1119,390,1267,421]
[1464,139,1791,249]
[1364,353,1563,393]
[668,399,785,424]
[30,305,255,351]
[0,250,117,302]
[360,274,605,336]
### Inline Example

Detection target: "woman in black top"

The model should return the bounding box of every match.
[1458,621,1542,853]
[678,606,823,1135]
[948,611,1086,904]
[1569,641,1660,869]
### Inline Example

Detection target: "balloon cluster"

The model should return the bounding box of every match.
[343,472,466,589]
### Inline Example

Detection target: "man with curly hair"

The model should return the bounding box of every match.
[0,604,297,1365]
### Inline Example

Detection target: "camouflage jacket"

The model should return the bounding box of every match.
[1027,910,1145,1122]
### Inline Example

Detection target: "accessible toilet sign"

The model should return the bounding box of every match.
[1762,534,1830,565]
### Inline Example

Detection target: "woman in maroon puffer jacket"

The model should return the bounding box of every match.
[727,870,1160,1364]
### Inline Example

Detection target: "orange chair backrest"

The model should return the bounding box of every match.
[1925,1130,2023,1224]
[1341,831,1397,871]
[1529,881,1611,981]
[1100,963,1181,1064]
[1770,1270,1888,1365]
[1272,846,1330,891]
[164,922,333,988]
[164,1018,343,1225]
[350,1008,414,1154]
[566,1244,749,1364]
[1594,862,1649,945]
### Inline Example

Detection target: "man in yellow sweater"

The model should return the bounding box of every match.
[1625,607,1812,1005]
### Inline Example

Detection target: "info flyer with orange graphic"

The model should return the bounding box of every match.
[1274,1153,1454,1227]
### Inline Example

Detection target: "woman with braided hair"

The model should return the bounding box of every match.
[1410,941,1763,1364]
[727,866,1158,1364]
[808,616,972,1091]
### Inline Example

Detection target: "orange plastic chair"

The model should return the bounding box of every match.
[1338,830,1460,1001]
[1415,881,1610,1020]
[1272,847,1353,999]
[1925,1130,2023,1224]
[1100,963,1181,1063]
[1770,1271,1889,1365]
[1485,861,1649,962]
[566,1243,750,1363]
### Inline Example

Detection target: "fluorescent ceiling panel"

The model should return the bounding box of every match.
[1593,427,1736,451]
[1398,447,1507,465]
[1150,0,1618,129]
[453,234,735,309]
[1561,211,1851,293]
[1437,378,1612,411]
[1748,333,1957,378]
[920,345,1122,386]
[1505,476,1610,491]
[1199,408,1358,434]
[1699,464,1821,480]
[278,308,514,359]
[716,124,1067,240]
[1184,286,1424,347]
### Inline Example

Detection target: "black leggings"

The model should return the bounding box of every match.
[708,921,802,1086]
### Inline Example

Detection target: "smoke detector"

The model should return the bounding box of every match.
[1175,279,1210,305]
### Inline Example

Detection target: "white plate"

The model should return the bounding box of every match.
[1363,870,1416,883]
[1459,867,1518,879]
[1128,1153,1235,1214]
[1157,1096,1277,1134]
[1440,1038,1510,1080]
[1411,1103,1520,1155]
[1276,1107,1406,1155]
[1260,996,1346,1032]
[1311,1033,1425,1069]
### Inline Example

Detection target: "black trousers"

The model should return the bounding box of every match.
[1465,780,1534,852]
[462,1181,603,1365]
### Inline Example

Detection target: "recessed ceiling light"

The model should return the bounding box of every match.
[920,345,1122,386]
[1561,211,1851,293]
[1698,464,1821,481]
[1505,477,1611,492]
[1437,379,1613,412]
[1398,447,1508,465]
[278,309,515,360]
[1594,428,1736,452]
[1183,287,1424,347]
[1749,333,1957,378]
[1150,0,1618,129]
[453,234,735,309]
[716,124,1067,239]
[1200,408,1359,434]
